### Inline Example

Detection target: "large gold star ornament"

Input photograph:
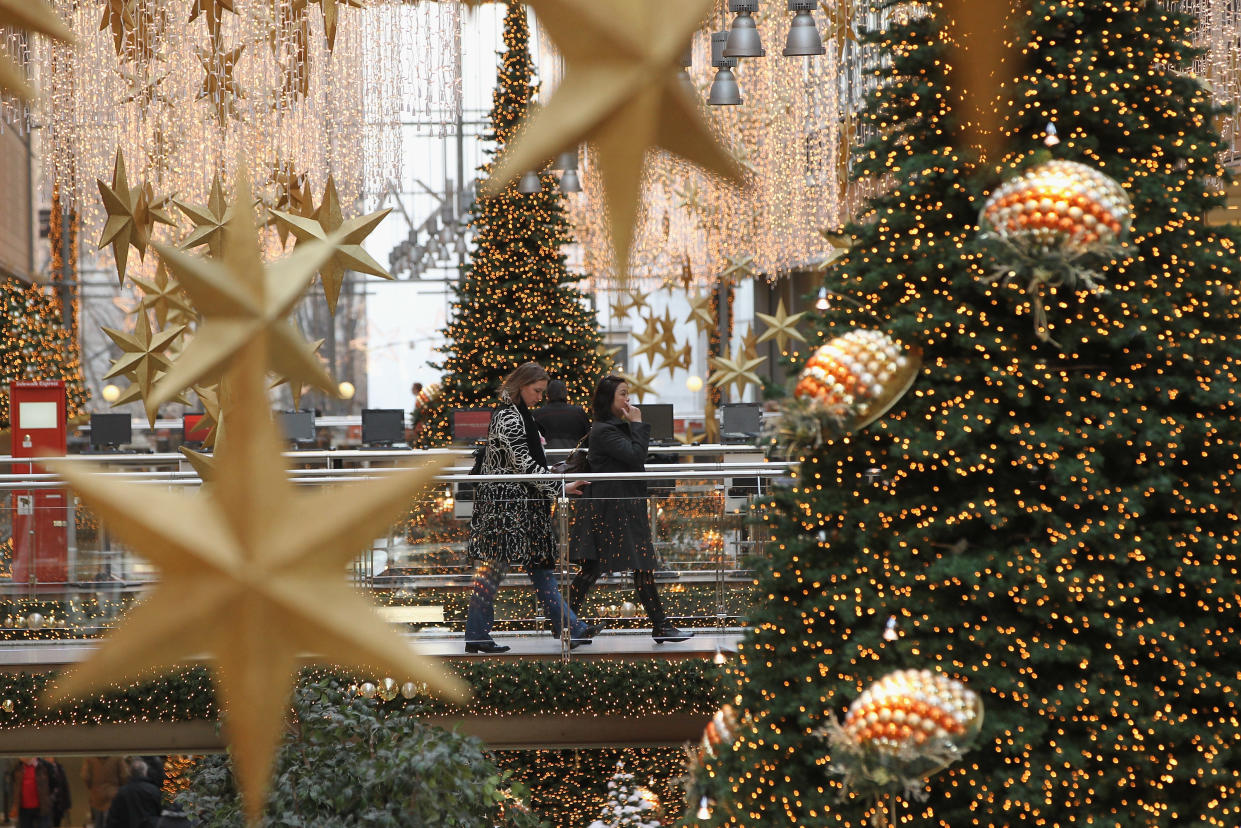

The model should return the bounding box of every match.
[97,150,178,283]
[486,0,744,281]
[0,0,72,100]
[269,176,393,314]
[150,167,342,408]
[43,340,465,825]
[755,299,808,353]
[176,173,245,259]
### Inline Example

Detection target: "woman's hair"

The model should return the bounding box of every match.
[546,379,568,402]
[500,362,549,402]
[591,375,626,421]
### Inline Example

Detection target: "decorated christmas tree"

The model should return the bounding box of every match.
[417,2,605,446]
[0,276,87,430]
[588,761,661,828]
[684,1,1241,825]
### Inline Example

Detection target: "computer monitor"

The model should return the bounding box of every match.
[362,409,405,446]
[89,413,131,449]
[277,410,315,445]
[450,408,493,444]
[643,404,675,444]
[722,403,762,439]
[183,412,212,444]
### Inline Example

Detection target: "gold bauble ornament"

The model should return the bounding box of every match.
[378,677,399,702]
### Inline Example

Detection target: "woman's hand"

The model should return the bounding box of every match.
[565,480,590,496]
[624,403,643,422]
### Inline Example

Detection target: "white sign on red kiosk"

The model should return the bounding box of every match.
[10,380,69,585]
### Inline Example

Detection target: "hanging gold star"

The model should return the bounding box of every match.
[271,338,325,411]
[292,0,364,51]
[97,150,177,284]
[178,445,215,481]
[687,291,715,335]
[190,383,222,448]
[721,254,758,282]
[102,312,186,427]
[189,0,237,39]
[819,0,857,51]
[99,0,159,62]
[656,341,692,375]
[266,162,313,246]
[196,43,246,125]
[619,369,658,402]
[0,0,72,100]
[755,299,808,353]
[596,342,623,367]
[175,173,243,259]
[486,0,744,282]
[133,257,195,330]
[149,165,343,408]
[708,350,766,399]
[43,337,465,825]
[814,228,853,272]
[119,69,173,109]
[740,325,761,363]
[610,291,638,321]
[630,314,669,364]
[269,176,392,314]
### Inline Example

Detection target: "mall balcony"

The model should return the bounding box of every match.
[0,438,786,753]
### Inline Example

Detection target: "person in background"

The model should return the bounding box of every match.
[569,376,693,643]
[38,762,67,828]
[82,756,127,828]
[533,379,590,450]
[8,757,51,828]
[463,363,601,653]
[104,759,160,828]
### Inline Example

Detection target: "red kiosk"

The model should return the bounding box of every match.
[10,380,69,585]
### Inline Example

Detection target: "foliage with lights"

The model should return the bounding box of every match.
[682,0,1241,825]
[417,1,606,446]
[178,676,546,828]
[0,277,87,431]
[587,760,664,828]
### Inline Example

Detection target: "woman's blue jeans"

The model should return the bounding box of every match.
[464,560,587,644]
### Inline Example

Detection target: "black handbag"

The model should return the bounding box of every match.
[562,434,590,475]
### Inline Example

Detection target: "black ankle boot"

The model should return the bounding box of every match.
[465,640,511,654]
[653,624,693,644]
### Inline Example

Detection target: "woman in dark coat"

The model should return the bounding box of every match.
[464,363,602,653]
[569,376,692,643]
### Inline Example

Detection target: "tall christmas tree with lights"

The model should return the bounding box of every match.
[0,277,87,431]
[417,1,606,446]
[684,1,1241,825]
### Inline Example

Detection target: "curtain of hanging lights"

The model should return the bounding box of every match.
[35,0,462,252]
[1168,0,1241,165]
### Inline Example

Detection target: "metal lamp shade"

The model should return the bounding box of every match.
[724,11,765,58]
[783,10,825,56]
[554,149,578,172]
[708,66,742,106]
[517,170,542,194]
[559,169,581,193]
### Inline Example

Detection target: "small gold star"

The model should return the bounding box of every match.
[619,369,659,402]
[269,176,392,314]
[656,341,693,375]
[708,350,766,399]
[721,254,759,282]
[271,338,325,411]
[755,299,808,353]
[97,150,177,284]
[102,311,187,426]
[687,291,715,335]
[189,0,237,39]
[132,257,195,330]
[196,43,246,124]
[175,173,245,259]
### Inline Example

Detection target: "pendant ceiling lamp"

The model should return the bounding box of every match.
[782,0,825,56]
[708,30,742,106]
[724,0,765,59]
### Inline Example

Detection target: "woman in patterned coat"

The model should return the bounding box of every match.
[463,363,603,654]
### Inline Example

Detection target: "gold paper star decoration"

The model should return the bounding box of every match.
[102,311,185,427]
[656,341,693,375]
[97,150,178,284]
[190,383,222,448]
[721,254,759,282]
[271,338,325,411]
[631,313,673,364]
[175,173,243,259]
[293,0,364,51]
[269,176,393,314]
[197,43,246,124]
[740,325,761,363]
[266,161,314,246]
[595,343,623,367]
[133,258,195,330]
[149,165,343,408]
[119,69,173,108]
[820,0,857,51]
[0,0,72,100]
[178,445,215,482]
[619,369,658,402]
[687,291,716,336]
[486,0,744,282]
[99,0,160,62]
[755,299,808,353]
[814,228,853,272]
[708,349,766,399]
[43,338,466,825]
[189,0,237,39]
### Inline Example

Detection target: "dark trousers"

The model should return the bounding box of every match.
[17,809,49,828]
[570,561,666,627]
